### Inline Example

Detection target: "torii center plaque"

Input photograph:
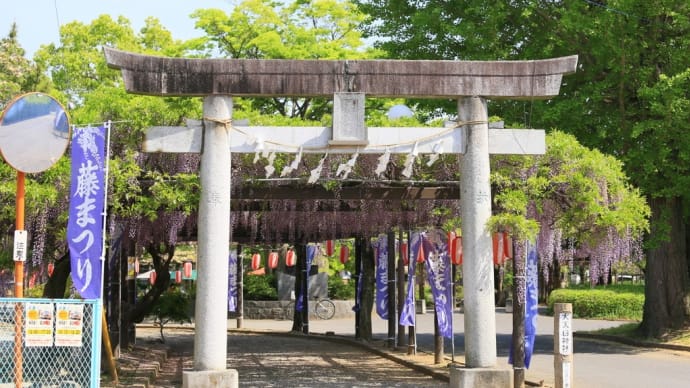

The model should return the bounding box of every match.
[105,48,577,387]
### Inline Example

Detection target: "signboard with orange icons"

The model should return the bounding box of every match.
[25,303,53,346]
[55,303,83,347]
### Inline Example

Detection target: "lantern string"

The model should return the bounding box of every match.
[230,125,454,151]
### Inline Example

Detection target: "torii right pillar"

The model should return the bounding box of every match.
[459,95,494,366]
[454,95,508,386]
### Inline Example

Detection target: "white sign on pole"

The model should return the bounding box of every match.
[13,229,27,262]
[559,311,572,355]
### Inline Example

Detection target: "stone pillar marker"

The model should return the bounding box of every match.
[104,48,577,388]
[183,96,238,387]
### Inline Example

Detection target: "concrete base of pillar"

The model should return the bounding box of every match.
[450,365,513,388]
[183,369,238,388]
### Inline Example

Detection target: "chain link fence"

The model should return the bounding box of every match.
[0,298,101,388]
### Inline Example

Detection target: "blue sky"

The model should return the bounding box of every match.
[2,0,233,57]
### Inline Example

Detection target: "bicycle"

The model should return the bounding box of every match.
[284,297,335,320]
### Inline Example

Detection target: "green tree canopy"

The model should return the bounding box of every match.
[356,0,689,337]
[192,0,382,119]
[490,131,649,286]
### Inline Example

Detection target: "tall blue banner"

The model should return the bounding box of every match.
[67,126,106,299]
[296,245,316,312]
[525,241,539,368]
[373,235,389,319]
[228,251,238,312]
[399,232,422,327]
[424,230,453,339]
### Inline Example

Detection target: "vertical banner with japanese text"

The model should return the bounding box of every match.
[400,232,422,326]
[68,126,106,299]
[228,251,238,312]
[296,244,316,312]
[373,235,389,319]
[525,240,539,367]
[424,230,453,338]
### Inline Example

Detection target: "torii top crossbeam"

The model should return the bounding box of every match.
[104,48,577,99]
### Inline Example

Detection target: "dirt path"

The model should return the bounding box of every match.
[132,328,446,387]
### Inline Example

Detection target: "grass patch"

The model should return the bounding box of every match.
[592,322,640,337]
[588,322,690,347]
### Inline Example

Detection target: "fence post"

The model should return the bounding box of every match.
[554,303,573,388]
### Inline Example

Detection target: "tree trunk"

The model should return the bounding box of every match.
[42,251,70,299]
[291,243,306,332]
[125,242,173,324]
[397,229,407,347]
[639,196,690,338]
[358,236,375,341]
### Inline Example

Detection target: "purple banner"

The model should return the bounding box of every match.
[373,235,389,319]
[525,240,539,368]
[400,232,422,326]
[228,251,238,312]
[424,230,453,339]
[296,245,316,312]
[67,126,106,299]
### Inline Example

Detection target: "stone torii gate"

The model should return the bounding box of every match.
[105,48,576,388]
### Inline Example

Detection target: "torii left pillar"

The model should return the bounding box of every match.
[184,96,238,387]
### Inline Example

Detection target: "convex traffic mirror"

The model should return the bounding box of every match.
[0,92,70,173]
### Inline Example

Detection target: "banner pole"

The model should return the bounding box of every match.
[13,171,25,388]
[99,121,112,294]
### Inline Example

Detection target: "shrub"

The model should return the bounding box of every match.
[151,287,193,342]
[547,285,643,321]
[243,273,277,300]
[328,275,355,300]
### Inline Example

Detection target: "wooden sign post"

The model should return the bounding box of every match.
[554,303,574,388]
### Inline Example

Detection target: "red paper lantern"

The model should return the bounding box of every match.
[47,262,54,277]
[268,252,279,269]
[149,271,157,286]
[401,241,409,266]
[447,231,456,257]
[416,241,426,263]
[175,270,182,284]
[493,232,506,265]
[286,249,296,267]
[251,253,262,270]
[340,245,349,264]
[183,261,193,278]
[326,240,334,256]
[452,237,463,265]
[492,232,500,265]
[503,233,513,259]
[134,258,140,274]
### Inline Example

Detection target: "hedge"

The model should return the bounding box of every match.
[547,287,643,321]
